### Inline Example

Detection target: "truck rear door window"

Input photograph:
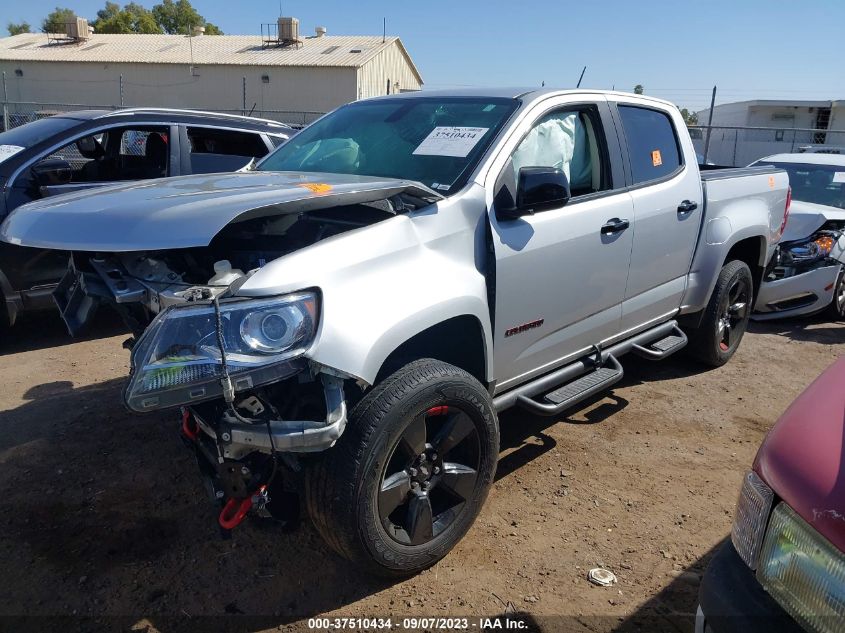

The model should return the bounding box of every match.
[618,105,682,185]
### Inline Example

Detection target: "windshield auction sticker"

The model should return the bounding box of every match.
[413,127,490,158]
[0,145,25,164]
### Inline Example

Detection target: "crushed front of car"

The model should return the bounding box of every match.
[754,229,844,319]
[697,358,845,633]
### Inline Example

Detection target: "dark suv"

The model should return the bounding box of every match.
[0,108,293,332]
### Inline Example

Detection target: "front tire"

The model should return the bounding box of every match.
[826,266,845,321]
[305,359,499,576]
[687,260,753,367]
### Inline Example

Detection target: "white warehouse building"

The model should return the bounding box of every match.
[0,21,423,125]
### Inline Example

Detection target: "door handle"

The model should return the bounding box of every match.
[600,218,630,235]
[677,200,698,214]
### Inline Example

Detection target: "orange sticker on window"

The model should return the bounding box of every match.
[768,175,775,189]
[652,150,662,167]
[297,182,333,194]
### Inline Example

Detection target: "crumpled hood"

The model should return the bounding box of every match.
[0,171,440,252]
[781,200,845,242]
[754,357,845,551]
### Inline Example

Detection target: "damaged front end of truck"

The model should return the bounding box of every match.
[1,170,442,533]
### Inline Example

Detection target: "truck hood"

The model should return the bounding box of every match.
[781,200,845,242]
[753,357,845,551]
[0,171,441,252]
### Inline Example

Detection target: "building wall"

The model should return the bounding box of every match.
[745,105,818,129]
[696,102,751,127]
[0,60,359,115]
[357,45,421,100]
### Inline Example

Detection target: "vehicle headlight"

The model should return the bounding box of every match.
[780,233,839,266]
[124,292,318,412]
[757,503,845,633]
[731,471,774,569]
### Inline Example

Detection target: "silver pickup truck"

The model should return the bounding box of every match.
[0,89,790,575]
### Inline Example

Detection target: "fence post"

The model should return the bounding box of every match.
[702,85,717,164]
[1,72,8,132]
[119,74,124,107]
[242,77,247,116]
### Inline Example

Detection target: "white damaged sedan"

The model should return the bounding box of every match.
[752,153,845,320]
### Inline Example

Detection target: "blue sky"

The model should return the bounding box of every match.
[7,0,845,112]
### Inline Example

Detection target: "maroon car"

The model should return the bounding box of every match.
[696,357,845,633]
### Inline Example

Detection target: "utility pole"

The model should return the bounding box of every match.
[702,85,717,164]
[2,71,8,132]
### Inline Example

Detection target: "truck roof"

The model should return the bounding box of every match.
[366,88,679,110]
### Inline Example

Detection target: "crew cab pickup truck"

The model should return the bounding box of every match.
[0,89,790,575]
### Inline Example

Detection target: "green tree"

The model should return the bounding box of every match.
[633,84,644,95]
[151,0,222,35]
[42,7,77,33]
[680,108,699,126]
[7,21,31,35]
[93,2,161,34]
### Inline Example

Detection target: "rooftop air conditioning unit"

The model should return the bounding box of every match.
[66,17,90,40]
[278,17,300,42]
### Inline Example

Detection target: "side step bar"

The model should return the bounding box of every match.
[516,355,623,416]
[630,324,688,360]
[492,320,681,414]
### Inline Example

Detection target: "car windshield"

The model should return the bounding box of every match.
[257,97,519,194]
[757,161,845,210]
[0,117,81,154]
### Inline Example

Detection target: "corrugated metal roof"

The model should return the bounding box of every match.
[0,32,414,72]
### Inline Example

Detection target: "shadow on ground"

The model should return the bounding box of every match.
[0,309,127,357]
[749,313,845,344]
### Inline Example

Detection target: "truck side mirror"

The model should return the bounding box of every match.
[516,166,571,213]
[30,159,72,187]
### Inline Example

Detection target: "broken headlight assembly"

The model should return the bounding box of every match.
[124,292,319,412]
[779,232,839,267]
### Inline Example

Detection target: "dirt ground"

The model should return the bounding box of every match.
[0,310,842,633]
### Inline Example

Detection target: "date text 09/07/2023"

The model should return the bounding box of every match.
[306,616,530,630]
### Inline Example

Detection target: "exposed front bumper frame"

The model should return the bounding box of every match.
[200,373,348,457]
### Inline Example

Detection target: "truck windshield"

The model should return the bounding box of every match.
[756,161,845,210]
[257,97,519,194]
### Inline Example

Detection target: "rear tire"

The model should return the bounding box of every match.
[825,266,845,321]
[305,358,499,577]
[687,260,753,367]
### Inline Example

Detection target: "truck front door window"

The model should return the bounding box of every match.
[511,109,607,197]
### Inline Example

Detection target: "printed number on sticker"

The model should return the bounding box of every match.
[413,127,490,158]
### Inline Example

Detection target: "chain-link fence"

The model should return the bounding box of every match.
[689,125,845,167]
[0,100,325,132]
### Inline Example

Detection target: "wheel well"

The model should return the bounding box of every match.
[375,315,488,387]
[724,236,765,302]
